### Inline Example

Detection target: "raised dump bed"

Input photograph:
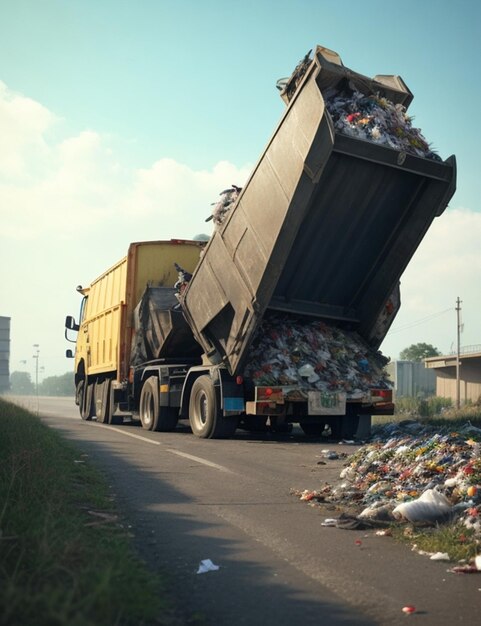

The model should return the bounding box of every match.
[180,45,456,376]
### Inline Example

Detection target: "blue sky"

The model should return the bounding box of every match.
[1,0,480,379]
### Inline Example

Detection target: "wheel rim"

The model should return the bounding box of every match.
[198,391,208,426]
[144,391,153,427]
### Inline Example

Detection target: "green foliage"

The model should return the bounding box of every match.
[39,372,75,396]
[0,398,172,626]
[9,371,35,395]
[9,371,75,397]
[392,523,478,564]
[395,396,453,418]
[399,342,440,361]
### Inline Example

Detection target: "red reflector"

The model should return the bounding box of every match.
[236,375,243,385]
[265,388,273,397]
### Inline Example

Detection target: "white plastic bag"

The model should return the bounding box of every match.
[392,489,453,523]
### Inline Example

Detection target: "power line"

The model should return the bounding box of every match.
[388,308,452,334]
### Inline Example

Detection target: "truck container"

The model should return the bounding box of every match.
[65,45,456,439]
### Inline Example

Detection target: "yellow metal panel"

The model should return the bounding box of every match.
[76,240,204,379]
[132,241,202,306]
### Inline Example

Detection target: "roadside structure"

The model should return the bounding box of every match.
[386,360,436,398]
[424,345,481,404]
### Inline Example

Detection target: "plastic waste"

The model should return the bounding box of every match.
[393,489,453,524]
[196,559,220,574]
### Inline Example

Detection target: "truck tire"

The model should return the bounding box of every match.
[94,379,123,425]
[340,413,359,440]
[139,376,178,432]
[95,379,110,424]
[78,379,94,420]
[189,375,237,439]
[300,422,325,438]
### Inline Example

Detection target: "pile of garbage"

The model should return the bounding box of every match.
[294,421,481,533]
[243,314,391,398]
[323,85,441,161]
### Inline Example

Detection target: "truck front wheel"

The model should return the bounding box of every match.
[189,375,237,439]
[139,376,178,432]
[78,379,94,420]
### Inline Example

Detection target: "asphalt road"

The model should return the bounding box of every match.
[11,396,481,625]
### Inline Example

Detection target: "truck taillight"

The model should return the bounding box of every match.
[256,387,284,402]
[370,389,393,402]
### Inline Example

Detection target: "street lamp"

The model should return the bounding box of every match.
[33,344,40,414]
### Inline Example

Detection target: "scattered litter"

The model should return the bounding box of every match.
[449,565,480,575]
[402,606,416,614]
[320,449,341,460]
[196,559,220,574]
[84,510,119,527]
[430,552,450,562]
[321,518,338,527]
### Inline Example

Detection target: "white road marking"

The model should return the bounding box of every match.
[165,449,233,473]
[94,423,233,472]
[95,424,161,445]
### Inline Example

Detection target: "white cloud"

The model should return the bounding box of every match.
[1,81,479,376]
[382,207,481,358]
[0,80,55,180]
[0,82,252,376]
[0,83,252,241]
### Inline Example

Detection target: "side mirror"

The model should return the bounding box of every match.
[65,315,79,332]
[66,349,75,358]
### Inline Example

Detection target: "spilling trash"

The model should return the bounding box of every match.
[243,315,391,398]
[324,86,441,161]
[293,420,481,535]
[206,185,242,227]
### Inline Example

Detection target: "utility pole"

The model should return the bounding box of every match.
[455,298,461,409]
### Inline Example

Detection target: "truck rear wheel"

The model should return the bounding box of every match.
[94,379,123,425]
[189,375,237,439]
[300,422,325,438]
[139,376,178,432]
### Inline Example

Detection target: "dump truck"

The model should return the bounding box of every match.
[65,45,456,439]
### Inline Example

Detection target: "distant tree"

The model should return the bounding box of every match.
[400,343,441,361]
[9,371,35,395]
[39,372,75,396]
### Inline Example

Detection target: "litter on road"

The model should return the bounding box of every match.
[293,420,481,558]
[196,559,220,574]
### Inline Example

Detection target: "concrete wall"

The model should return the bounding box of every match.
[0,316,10,393]
[425,353,481,404]
[386,360,436,398]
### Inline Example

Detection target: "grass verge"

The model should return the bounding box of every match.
[0,397,175,626]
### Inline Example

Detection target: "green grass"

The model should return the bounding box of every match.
[0,398,176,626]
[392,523,480,564]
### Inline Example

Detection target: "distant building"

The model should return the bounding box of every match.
[0,316,10,393]
[386,360,436,398]
[425,346,481,404]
